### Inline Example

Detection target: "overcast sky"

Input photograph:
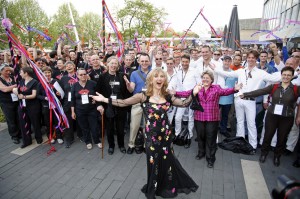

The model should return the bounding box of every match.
[37,0,264,35]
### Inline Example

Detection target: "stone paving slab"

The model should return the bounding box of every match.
[0,126,299,199]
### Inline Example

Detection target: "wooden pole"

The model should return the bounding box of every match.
[102,0,106,53]
[101,113,104,159]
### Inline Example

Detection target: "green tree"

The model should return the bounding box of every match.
[79,12,102,47]
[116,0,167,40]
[0,0,49,49]
[48,3,80,48]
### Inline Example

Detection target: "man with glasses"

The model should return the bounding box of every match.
[212,50,222,65]
[211,50,281,153]
[124,53,151,154]
[152,54,166,71]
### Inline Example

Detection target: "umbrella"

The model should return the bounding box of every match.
[223,25,228,43]
[225,5,240,49]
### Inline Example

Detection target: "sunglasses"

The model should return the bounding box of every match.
[156,58,162,60]
[214,54,221,56]
[94,48,98,50]
[79,74,87,76]
[99,56,104,59]
[166,63,173,65]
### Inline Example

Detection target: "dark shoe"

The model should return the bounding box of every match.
[249,149,256,155]
[292,160,300,168]
[284,149,292,156]
[135,147,144,154]
[207,162,214,168]
[274,157,280,167]
[194,137,199,142]
[184,139,191,148]
[12,137,20,144]
[108,148,114,155]
[36,139,43,144]
[120,147,126,154]
[259,155,267,163]
[65,141,72,148]
[127,147,135,154]
[195,154,205,160]
[257,144,262,148]
[20,143,32,148]
[220,131,231,138]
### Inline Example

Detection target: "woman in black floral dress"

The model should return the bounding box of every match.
[91,68,198,199]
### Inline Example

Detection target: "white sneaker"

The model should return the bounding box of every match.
[97,143,102,149]
[50,139,55,144]
[57,139,64,144]
[87,143,93,150]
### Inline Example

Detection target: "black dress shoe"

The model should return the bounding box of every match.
[184,139,191,148]
[274,157,280,167]
[292,160,300,168]
[259,155,267,163]
[127,147,135,154]
[12,137,20,144]
[284,149,292,156]
[135,147,144,154]
[195,154,205,160]
[20,143,32,148]
[120,147,126,154]
[108,148,114,155]
[207,162,214,168]
[36,139,43,144]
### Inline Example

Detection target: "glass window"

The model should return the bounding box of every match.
[280,12,286,27]
[291,5,298,20]
[281,0,287,12]
[286,8,291,21]
[292,0,298,6]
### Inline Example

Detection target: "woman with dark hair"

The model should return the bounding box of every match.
[71,68,102,150]
[12,66,42,148]
[241,66,300,167]
[91,68,198,199]
[95,56,131,155]
[37,66,64,144]
[0,64,20,144]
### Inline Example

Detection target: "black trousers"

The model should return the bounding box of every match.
[0,102,20,138]
[194,120,219,163]
[18,103,42,145]
[105,108,126,148]
[262,112,294,157]
[64,109,74,143]
[41,107,62,139]
[76,109,100,145]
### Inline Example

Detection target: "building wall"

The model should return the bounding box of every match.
[261,0,300,30]
[240,30,265,40]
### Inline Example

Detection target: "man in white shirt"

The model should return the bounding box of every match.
[190,48,202,69]
[152,54,167,71]
[169,54,200,148]
[211,50,281,153]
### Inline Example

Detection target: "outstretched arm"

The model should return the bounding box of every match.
[170,95,192,107]
[91,92,145,107]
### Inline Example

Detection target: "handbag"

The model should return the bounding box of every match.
[190,94,204,112]
[173,121,190,146]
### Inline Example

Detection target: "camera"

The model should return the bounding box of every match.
[272,175,300,199]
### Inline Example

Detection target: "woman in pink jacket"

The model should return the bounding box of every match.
[176,71,242,168]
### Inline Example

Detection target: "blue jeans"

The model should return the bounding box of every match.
[219,104,232,133]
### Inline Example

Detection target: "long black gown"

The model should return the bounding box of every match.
[111,93,198,199]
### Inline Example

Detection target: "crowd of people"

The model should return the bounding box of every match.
[1,37,300,198]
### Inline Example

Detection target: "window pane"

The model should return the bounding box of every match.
[291,5,298,20]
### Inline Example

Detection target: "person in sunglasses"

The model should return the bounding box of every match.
[152,53,166,71]
[71,68,102,150]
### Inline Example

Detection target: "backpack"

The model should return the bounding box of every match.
[268,83,298,103]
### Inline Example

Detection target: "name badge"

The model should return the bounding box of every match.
[11,93,18,102]
[142,87,147,92]
[68,92,71,102]
[109,82,120,86]
[22,99,26,107]
[81,94,89,104]
[110,95,117,100]
[274,104,283,115]
[94,74,99,79]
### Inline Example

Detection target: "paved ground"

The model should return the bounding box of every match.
[0,124,299,199]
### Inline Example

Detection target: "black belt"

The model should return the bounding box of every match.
[243,97,255,101]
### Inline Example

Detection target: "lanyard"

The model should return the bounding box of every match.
[68,74,78,87]
[181,70,188,84]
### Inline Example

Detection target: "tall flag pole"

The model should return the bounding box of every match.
[102,0,106,53]
[67,2,79,42]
